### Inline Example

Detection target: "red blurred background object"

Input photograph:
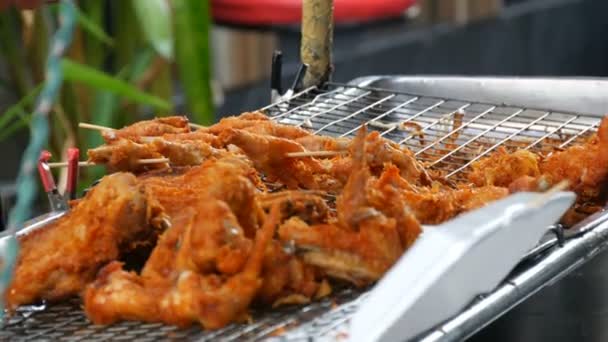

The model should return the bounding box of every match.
[0,0,57,11]
[212,0,416,26]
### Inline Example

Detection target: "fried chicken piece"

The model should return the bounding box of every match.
[84,202,280,329]
[365,131,433,185]
[369,164,508,225]
[468,147,541,187]
[539,116,608,202]
[6,173,165,310]
[87,139,168,173]
[279,127,421,285]
[141,156,263,238]
[295,135,350,152]
[89,136,231,172]
[259,190,331,224]
[472,116,608,226]
[102,116,190,143]
[219,128,339,191]
[256,241,323,306]
[149,138,225,166]
[153,130,221,147]
[505,117,608,226]
[204,112,311,139]
[327,131,434,186]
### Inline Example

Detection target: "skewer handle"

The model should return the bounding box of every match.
[78,122,114,131]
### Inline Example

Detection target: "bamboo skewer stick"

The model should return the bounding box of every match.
[48,161,93,168]
[47,158,170,168]
[79,122,206,132]
[189,123,207,130]
[79,122,114,131]
[285,150,346,158]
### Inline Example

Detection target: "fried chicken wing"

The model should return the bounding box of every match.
[6,173,165,310]
[369,164,508,225]
[205,112,311,139]
[295,135,350,152]
[219,128,339,191]
[140,156,263,238]
[87,139,168,173]
[279,127,421,285]
[102,116,190,143]
[539,116,608,202]
[84,202,280,329]
[326,131,434,186]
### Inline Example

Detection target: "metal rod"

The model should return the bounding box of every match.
[339,96,421,137]
[295,91,372,128]
[301,0,334,87]
[398,104,471,145]
[313,94,395,134]
[446,112,551,177]
[524,116,579,150]
[415,106,494,156]
[558,121,598,148]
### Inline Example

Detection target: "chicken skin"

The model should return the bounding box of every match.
[6,173,165,310]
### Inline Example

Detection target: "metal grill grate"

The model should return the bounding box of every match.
[3,82,603,341]
[264,83,600,182]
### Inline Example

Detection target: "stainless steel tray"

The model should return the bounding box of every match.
[4,76,608,341]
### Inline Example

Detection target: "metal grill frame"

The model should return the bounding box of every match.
[4,76,608,341]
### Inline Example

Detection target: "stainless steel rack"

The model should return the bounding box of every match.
[3,76,608,341]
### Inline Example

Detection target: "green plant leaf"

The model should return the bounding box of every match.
[172,0,214,124]
[132,0,173,60]
[0,114,32,143]
[61,58,171,111]
[0,84,42,133]
[74,4,114,47]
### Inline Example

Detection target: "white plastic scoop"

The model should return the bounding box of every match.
[349,190,576,342]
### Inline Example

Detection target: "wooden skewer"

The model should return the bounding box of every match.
[189,123,207,130]
[286,150,346,158]
[47,158,170,168]
[48,161,94,168]
[80,121,207,132]
[79,122,115,131]
[136,158,171,165]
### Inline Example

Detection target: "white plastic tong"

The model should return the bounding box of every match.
[349,188,576,342]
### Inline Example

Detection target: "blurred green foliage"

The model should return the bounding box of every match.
[0,0,213,191]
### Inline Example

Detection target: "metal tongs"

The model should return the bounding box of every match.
[349,187,576,342]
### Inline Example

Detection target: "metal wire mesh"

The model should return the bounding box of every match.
[3,81,603,341]
[264,83,600,182]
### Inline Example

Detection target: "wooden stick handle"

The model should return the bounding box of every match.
[301,0,334,88]
[47,158,170,168]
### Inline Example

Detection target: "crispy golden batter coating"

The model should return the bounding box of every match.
[279,127,421,285]
[6,173,165,310]
[10,111,608,330]
[87,139,168,173]
[84,202,280,329]
[468,148,540,187]
[102,116,190,143]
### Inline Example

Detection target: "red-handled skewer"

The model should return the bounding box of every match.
[37,150,68,212]
[66,148,79,200]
